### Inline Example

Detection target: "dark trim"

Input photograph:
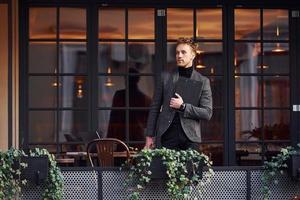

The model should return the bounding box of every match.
[0,0,8,3]
[89,2,98,141]
[19,0,28,149]
[226,5,236,165]
[23,0,300,7]
[7,0,12,148]
[246,170,251,200]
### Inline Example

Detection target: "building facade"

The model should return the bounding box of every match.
[1,0,300,166]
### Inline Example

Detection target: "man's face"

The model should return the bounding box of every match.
[176,44,195,68]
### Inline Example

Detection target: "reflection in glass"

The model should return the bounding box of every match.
[263,43,289,74]
[58,110,88,143]
[166,42,177,72]
[128,75,153,107]
[129,110,149,143]
[29,76,57,108]
[235,76,261,107]
[235,110,262,141]
[59,76,87,108]
[29,42,57,73]
[201,109,224,141]
[99,8,125,39]
[234,43,261,73]
[29,145,57,153]
[264,110,289,140]
[99,110,125,139]
[196,9,222,39]
[195,42,223,75]
[265,143,290,161]
[59,42,87,73]
[128,42,155,73]
[29,111,56,143]
[235,9,260,40]
[264,76,289,107]
[98,76,125,107]
[236,143,262,166]
[199,144,223,166]
[210,77,223,107]
[60,8,86,39]
[167,8,193,39]
[263,9,289,41]
[128,8,154,39]
[98,42,126,73]
[29,8,56,39]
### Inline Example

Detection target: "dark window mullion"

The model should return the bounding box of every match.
[125,8,129,145]
[56,6,60,153]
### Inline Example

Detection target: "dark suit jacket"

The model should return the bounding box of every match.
[144,68,213,147]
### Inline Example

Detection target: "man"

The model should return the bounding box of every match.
[144,37,213,150]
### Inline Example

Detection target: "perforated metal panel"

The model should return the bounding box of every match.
[251,170,300,200]
[62,170,99,200]
[21,182,45,200]
[20,168,300,200]
[197,170,247,199]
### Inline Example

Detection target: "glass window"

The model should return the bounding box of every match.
[29,8,57,39]
[128,8,154,39]
[263,76,289,107]
[234,43,261,74]
[98,76,126,107]
[167,8,193,39]
[235,9,260,40]
[263,9,289,41]
[263,43,289,74]
[59,42,87,73]
[29,111,57,143]
[60,8,86,39]
[128,42,155,73]
[196,9,222,39]
[29,76,57,108]
[98,42,126,73]
[235,76,262,107]
[99,109,126,139]
[235,110,262,141]
[58,111,88,142]
[128,76,154,107]
[195,42,223,75]
[29,42,57,74]
[59,76,88,108]
[99,8,125,39]
[236,143,262,166]
[264,110,290,140]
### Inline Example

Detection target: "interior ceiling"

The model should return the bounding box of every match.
[29,8,288,40]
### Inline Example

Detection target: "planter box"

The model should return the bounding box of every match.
[14,156,49,185]
[149,156,203,180]
[288,153,300,181]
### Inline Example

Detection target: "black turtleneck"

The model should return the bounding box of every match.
[178,66,193,78]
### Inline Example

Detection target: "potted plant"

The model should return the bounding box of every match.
[261,144,300,200]
[126,148,214,200]
[0,148,64,200]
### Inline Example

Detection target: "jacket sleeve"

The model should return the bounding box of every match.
[144,75,163,137]
[183,77,213,121]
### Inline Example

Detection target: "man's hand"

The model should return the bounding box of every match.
[144,136,155,149]
[170,93,183,109]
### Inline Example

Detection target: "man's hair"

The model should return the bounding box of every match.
[176,37,198,53]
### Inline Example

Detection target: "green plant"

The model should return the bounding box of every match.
[126,148,214,200]
[0,148,27,200]
[0,148,63,200]
[261,144,300,200]
[29,148,64,200]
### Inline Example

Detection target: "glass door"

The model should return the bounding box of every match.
[234,9,291,165]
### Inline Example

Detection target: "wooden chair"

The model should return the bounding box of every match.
[86,138,130,167]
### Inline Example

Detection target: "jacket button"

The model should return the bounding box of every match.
[168,120,171,123]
